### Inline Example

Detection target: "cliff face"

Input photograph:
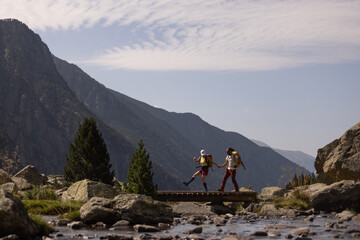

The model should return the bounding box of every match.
[315,122,360,184]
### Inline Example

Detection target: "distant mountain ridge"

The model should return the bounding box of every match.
[251,139,316,173]
[0,19,309,192]
[54,58,310,191]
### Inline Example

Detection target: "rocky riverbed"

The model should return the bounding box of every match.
[44,210,360,240]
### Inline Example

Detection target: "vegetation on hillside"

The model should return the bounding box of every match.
[285,173,317,190]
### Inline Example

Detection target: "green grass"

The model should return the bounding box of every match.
[274,197,309,211]
[60,210,81,221]
[29,214,54,236]
[23,200,83,215]
[23,187,58,200]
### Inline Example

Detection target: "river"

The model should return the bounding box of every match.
[45,213,360,239]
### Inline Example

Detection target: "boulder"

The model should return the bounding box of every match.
[0,169,12,185]
[13,165,47,186]
[80,197,121,224]
[0,189,39,237]
[80,194,174,225]
[315,122,360,184]
[0,183,19,195]
[259,186,285,200]
[303,180,360,212]
[10,177,33,191]
[259,203,296,218]
[113,194,174,225]
[172,202,233,217]
[61,179,118,202]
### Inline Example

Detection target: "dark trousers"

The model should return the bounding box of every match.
[220,169,239,191]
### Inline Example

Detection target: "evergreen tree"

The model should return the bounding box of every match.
[63,117,114,185]
[125,139,157,197]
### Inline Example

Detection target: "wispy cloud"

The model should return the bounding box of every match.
[1,0,360,71]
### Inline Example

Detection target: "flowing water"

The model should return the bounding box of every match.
[46,214,360,239]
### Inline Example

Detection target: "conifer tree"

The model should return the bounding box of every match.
[63,117,114,185]
[125,139,157,196]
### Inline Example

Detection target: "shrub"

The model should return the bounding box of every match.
[23,187,58,200]
[274,189,310,211]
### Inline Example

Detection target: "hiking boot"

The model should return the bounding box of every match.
[182,181,189,186]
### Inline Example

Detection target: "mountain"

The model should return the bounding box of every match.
[53,58,310,191]
[252,139,315,173]
[0,19,309,192]
[0,19,183,190]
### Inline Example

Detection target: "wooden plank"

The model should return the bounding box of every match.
[154,190,257,203]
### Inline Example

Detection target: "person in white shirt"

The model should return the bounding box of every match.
[216,147,246,192]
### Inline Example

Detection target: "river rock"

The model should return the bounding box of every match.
[80,197,121,224]
[315,122,360,184]
[13,165,47,186]
[0,169,12,185]
[114,194,174,225]
[61,179,118,202]
[259,203,296,217]
[0,189,39,237]
[172,202,228,217]
[336,210,356,221]
[67,221,86,229]
[81,194,174,225]
[133,224,160,232]
[303,180,360,212]
[183,226,203,234]
[259,186,285,200]
[100,234,133,240]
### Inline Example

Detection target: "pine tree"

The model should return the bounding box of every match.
[63,117,114,185]
[125,139,157,197]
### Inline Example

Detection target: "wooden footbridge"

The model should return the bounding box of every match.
[154,190,258,204]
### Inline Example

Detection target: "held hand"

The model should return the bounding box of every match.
[193,157,197,161]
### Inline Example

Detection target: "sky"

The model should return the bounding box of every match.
[1,0,360,156]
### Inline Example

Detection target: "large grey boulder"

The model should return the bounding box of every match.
[172,202,233,216]
[302,180,360,212]
[315,122,360,184]
[259,203,296,218]
[0,189,39,237]
[80,194,174,225]
[61,179,118,202]
[259,186,285,201]
[13,165,47,186]
[80,197,121,224]
[0,169,12,185]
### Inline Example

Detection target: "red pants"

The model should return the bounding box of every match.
[219,169,239,191]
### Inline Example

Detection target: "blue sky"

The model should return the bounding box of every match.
[1,0,360,156]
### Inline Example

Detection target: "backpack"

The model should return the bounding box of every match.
[232,151,241,168]
[205,154,213,167]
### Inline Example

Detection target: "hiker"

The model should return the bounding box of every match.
[217,147,246,192]
[183,149,213,192]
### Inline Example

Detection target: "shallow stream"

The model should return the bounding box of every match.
[46,214,360,239]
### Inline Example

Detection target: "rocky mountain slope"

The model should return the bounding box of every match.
[315,121,360,184]
[54,57,309,191]
[0,19,183,190]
